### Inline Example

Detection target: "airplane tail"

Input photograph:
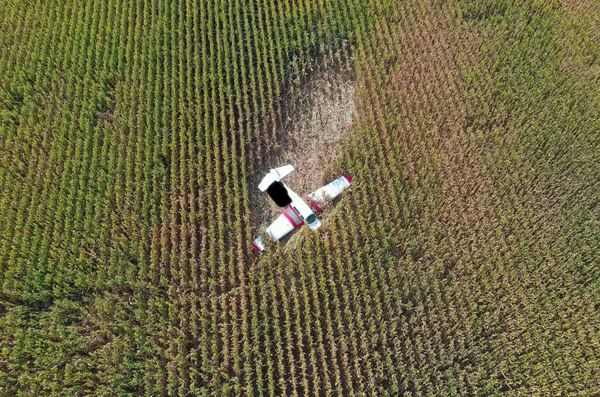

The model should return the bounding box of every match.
[258,164,295,191]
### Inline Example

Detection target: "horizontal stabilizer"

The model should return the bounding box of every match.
[273,164,294,179]
[258,164,295,191]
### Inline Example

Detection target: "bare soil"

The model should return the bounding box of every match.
[250,58,356,231]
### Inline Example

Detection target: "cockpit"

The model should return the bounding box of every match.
[266,181,292,207]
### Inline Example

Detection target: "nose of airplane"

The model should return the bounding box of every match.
[305,214,321,230]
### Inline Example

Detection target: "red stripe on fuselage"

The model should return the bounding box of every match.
[282,206,303,228]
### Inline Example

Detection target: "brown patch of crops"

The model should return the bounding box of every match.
[380,4,496,244]
[559,0,597,13]
[557,1,600,86]
[249,57,356,229]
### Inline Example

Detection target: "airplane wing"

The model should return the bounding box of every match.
[252,206,304,252]
[306,174,352,212]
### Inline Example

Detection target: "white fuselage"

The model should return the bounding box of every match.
[284,183,321,230]
[251,166,352,253]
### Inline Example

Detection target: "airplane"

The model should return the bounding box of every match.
[251,164,353,253]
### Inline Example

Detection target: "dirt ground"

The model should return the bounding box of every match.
[250,58,356,231]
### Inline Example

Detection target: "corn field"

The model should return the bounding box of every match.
[1,0,599,395]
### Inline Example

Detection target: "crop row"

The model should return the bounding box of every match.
[1,0,598,395]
